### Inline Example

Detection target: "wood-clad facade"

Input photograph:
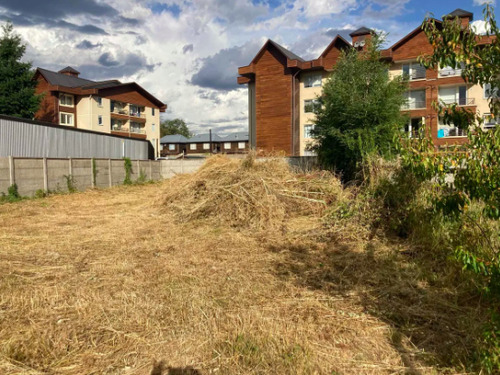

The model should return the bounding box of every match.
[238,8,497,154]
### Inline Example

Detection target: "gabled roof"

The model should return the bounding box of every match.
[385,18,442,53]
[251,39,305,64]
[220,132,249,141]
[444,9,473,20]
[58,66,80,75]
[189,133,224,143]
[36,67,94,88]
[319,34,352,58]
[349,27,373,37]
[35,67,167,111]
[160,134,189,144]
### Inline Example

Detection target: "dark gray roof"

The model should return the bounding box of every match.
[160,134,189,144]
[58,66,80,75]
[219,132,249,142]
[269,40,305,62]
[349,27,373,37]
[188,133,224,143]
[81,80,122,89]
[37,67,96,88]
[445,9,473,20]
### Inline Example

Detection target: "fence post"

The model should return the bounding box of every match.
[8,156,15,186]
[149,160,152,180]
[43,157,48,192]
[90,159,95,188]
[136,159,140,179]
[68,157,73,176]
[108,159,112,187]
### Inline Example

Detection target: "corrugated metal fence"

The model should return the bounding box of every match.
[0,115,150,159]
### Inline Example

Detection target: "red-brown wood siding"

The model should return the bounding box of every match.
[35,76,59,124]
[102,86,160,109]
[254,45,293,155]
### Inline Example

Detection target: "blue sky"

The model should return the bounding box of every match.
[0,0,494,134]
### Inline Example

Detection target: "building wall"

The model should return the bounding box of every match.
[77,96,112,133]
[298,71,325,156]
[144,106,161,158]
[254,46,293,155]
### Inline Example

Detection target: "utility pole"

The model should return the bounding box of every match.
[209,129,213,153]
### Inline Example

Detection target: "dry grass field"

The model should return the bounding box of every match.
[0,157,487,374]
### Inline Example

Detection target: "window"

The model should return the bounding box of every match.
[152,124,155,133]
[438,86,471,105]
[60,112,73,126]
[484,84,500,99]
[190,144,197,150]
[438,119,467,138]
[130,122,143,133]
[238,142,245,149]
[59,93,74,107]
[403,90,426,110]
[203,143,210,150]
[169,144,176,151]
[96,97,102,106]
[98,115,103,125]
[439,62,465,77]
[402,62,426,80]
[304,99,320,113]
[304,124,314,138]
[484,114,499,129]
[404,117,423,138]
[304,74,322,88]
[152,108,155,116]
[224,142,231,150]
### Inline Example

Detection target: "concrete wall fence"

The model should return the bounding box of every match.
[0,157,206,197]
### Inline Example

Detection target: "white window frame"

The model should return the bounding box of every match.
[203,143,210,150]
[405,117,424,138]
[238,142,245,149]
[438,86,470,106]
[403,90,426,110]
[152,124,155,133]
[304,74,322,88]
[224,142,231,150]
[484,84,500,99]
[60,112,74,126]
[96,96,103,107]
[152,108,155,116]
[402,62,426,81]
[304,99,320,113]
[168,144,176,151]
[190,144,197,151]
[98,115,103,126]
[59,93,74,107]
[304,124,314,138]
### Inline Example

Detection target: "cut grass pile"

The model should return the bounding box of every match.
[0,156,489,374]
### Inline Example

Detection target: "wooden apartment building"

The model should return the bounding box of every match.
[34,67,167,158]
[237,9,497,155]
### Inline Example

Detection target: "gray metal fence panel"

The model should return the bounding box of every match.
[0,116,149,159]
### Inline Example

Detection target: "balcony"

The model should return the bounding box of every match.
[402,101,426,110]
[439,97,475,106]
[129,111,147,119]
[112,124,129,132]
[130,127,146,134]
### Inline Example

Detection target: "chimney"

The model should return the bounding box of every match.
[58,66,80,77]
[443,9,474,28]
[349,27,374,51]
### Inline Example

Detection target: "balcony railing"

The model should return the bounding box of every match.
[409,70,426,80]
[111,108,129,115]
[129,111,147,119]
[112,124,128,132]
[439,68,463,77]
[401,101,426,110]
[130,127,146,134]
[439,97,475,106]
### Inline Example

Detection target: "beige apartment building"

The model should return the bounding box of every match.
[34,67,166,157]
[238,9,497,155]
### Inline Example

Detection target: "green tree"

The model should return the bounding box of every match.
[160,118,192,138]
[311,36,408,181]
[0,21,41,119]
